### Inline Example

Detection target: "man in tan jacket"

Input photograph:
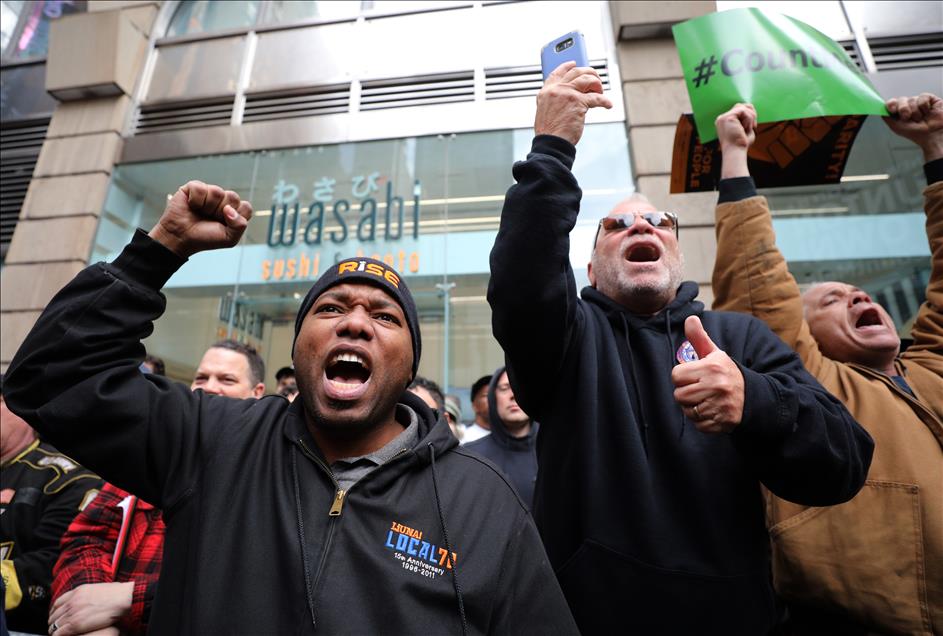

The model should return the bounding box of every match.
[712,94,942,634]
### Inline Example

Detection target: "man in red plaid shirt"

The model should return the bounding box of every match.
[50,483,164,636]
[47,341,266,636]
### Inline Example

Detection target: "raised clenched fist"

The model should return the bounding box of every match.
[714,103,757,153]
[715,103,757,180]
[148,180,253,259]
[884,93,943,162]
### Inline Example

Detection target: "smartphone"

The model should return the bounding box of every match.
[541,31,589,79]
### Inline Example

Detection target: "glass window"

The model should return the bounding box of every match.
[249,22,356,91]
[715,1,853,41]
[92,123,633,393]
[166,0,260,38]
[146,36,246,102]
[1,0,27,53]
[359,8,477,79]
[2,0,86,60]
[0,62,59,119]
[258,1,361,25]
[361,1,471,14]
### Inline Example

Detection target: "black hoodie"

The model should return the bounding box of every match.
[4,231,579,635]
[463,367,539,510]
[488,135,874,634]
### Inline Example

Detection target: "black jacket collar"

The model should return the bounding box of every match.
[581,281,703,332]
[283,390,458,471]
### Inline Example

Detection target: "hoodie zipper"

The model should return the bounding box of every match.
[296,439,411,625]
[300,442,411,517]
[328,489,346,516]
[298,439,343,513]
[297,438,344,627]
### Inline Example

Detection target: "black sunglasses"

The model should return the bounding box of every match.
[592,211,679,250]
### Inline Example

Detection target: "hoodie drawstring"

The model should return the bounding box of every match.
[619,314,649,454]
[292,446,318,629]
[428,443,468,636]
[664,308,686,440]
[291,438,467,634]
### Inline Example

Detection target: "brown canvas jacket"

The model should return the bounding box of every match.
[712,182,943,634]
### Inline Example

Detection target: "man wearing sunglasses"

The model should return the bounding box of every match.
[487,61,873,634]
[712,96,943,633]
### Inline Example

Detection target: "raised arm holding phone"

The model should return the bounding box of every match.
[487,60,873,634]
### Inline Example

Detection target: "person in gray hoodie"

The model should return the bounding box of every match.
[464,367,538,510]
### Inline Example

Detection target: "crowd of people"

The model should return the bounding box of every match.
[1,58,940,635]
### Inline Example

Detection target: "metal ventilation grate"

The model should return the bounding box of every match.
[484,60,610,100]
[243,84,351,123]
[134,97,234,135]
[869,32,943,70]
[838,41,865,72]
[0,118,50,262]
[360,71,475,111]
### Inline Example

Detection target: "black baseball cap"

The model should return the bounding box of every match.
[471,375,491,399]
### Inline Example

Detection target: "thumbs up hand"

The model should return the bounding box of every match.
[671,316,745,434]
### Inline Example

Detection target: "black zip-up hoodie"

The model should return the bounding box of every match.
[4,231,579,635]
[487,135,874,634]
[463,367,539,510]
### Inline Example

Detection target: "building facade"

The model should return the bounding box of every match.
[1,0,940,406]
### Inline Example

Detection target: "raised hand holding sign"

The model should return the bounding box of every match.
[715,103,757,180]
[672,8,887,144]
[884,93,943,162]
[669,7,888,193]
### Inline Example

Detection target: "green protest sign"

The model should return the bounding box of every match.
[672,8,887,143]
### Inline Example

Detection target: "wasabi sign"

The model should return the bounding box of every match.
[673,8,887,142]
[267,173,422,247]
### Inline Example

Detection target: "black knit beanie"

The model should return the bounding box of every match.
[293,257,421,379]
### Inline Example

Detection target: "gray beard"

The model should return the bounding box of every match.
[592,253,684,311]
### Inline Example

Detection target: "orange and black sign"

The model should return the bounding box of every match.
[670,113,866,193]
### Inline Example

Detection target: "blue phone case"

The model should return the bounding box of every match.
[541,31,589,79]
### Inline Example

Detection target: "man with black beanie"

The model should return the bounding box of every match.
[4,180,577,635]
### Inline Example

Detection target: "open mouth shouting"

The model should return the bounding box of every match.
[625,241,662,264]
[854,307,884,332]
[324,349,372,400]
